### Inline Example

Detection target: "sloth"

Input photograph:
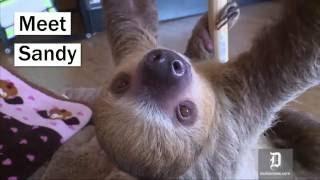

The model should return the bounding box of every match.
[0,80,24,105]
[40,0,320,179]
[91,0,320,179]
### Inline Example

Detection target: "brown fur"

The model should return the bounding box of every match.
[268,109,320,174]
[34,0,320,179]
[185,14,214,61]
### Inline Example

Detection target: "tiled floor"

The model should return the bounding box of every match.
[1,1,319,117]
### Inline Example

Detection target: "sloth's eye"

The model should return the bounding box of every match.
[110,73,130,95]
[180,105,191,117]
[176,100,197,126]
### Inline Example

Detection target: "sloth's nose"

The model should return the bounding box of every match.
[143,49,190,78]
[138,49,191,93]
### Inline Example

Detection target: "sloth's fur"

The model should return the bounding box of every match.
[35,0,320,179]
[91,0,320,179]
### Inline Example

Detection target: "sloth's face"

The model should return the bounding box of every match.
[95,49,216,178]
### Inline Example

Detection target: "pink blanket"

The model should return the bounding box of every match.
[0,66,92,180]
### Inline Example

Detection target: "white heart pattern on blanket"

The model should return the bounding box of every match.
[19,139,28,145]
[26,154,35,162]
[40,136,48,143]
[8,176,18,180]
[10,127,18,133]
[2,158,12,166]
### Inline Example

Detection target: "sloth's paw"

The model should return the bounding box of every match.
[185,1,240,61]
[216,1,240,30]
[185,14,214,61]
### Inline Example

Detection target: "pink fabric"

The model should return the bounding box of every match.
[0,66,92,142]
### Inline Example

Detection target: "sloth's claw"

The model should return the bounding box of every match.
[216,1,240,30]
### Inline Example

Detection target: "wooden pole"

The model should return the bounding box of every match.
[208,0,229,63]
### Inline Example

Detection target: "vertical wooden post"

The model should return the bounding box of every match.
[208,0,229,63]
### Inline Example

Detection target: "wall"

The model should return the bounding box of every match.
[157,0,267,21]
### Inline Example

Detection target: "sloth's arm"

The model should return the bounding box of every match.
[185,14,214,61]
[103,0,158,65]
[185,1,240,61]
[219,0,320,131]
